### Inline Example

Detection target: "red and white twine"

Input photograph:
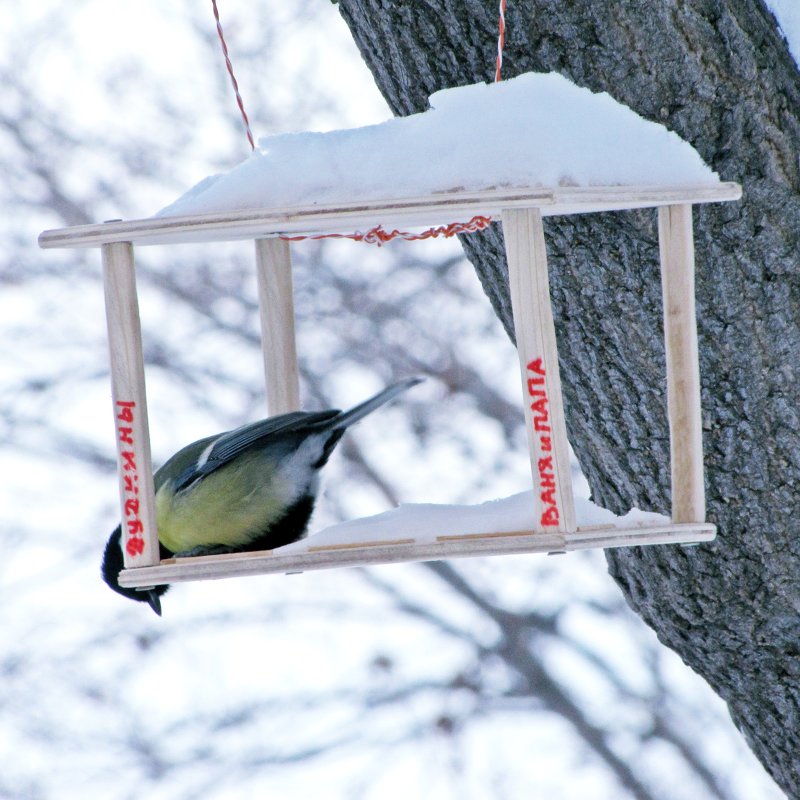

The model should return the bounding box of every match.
[211,2,510,243]
[495,0,507,82]
[280,215,493,247]
[211,0,255,151]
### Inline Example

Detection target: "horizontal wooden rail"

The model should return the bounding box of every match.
[39,183,741,249]
[118,522,716,588]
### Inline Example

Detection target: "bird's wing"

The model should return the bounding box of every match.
[153,434,219,493]
[172,409,340,491]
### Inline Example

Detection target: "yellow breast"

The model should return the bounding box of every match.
[155,454,289,554]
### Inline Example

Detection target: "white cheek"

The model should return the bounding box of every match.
[274,435,326,502]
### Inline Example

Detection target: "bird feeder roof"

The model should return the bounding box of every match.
[39,72,740,249]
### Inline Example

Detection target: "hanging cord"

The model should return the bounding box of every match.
[210,2,509,244]
[211,0,255,151]
[495,0,507,82]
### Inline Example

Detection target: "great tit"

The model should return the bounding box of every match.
[102,377,422,615]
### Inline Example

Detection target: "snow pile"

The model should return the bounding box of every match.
[274,491,669,554]
[158,71,720,217]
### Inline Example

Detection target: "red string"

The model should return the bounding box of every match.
[495,0,507,82]
[208,4,509,241]
[211,0,255,151]
[280,215,493,247]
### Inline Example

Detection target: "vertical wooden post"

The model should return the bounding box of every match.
[502,208,576,533]
[658,204,705,523]
[254,238,301,415]
[102,242,160,568]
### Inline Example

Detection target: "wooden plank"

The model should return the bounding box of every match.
[38,184,741,249]
[564,521,715,551]
[546,183,740,218]
[437,530,536,541]
[658,205,705,523]
[117,522,715,587]
[161,550,273,565]
[254,238,301,414]
[101,243,160,568]
[503,208,576,533]
[308,538,415,551]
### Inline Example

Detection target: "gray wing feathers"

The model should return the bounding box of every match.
[201,410,340,470]
[174,378,421,490]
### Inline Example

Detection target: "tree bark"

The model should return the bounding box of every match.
[337,0,800,793]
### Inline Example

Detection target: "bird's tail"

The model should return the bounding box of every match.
[329,377,422,431]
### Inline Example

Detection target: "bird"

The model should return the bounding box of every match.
[102,377,422,615]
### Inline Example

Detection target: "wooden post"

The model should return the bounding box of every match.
[101,242,160,568]
[254,238,301,415]
[658,204,705,523]
[502,208,576,533]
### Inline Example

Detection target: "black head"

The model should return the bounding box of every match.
[102,526,169,616]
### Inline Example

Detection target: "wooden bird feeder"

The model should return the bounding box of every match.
[38,181,741,589]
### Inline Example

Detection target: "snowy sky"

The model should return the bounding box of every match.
[765,0,800,65]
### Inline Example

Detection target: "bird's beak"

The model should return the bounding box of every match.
[145,590,162,617]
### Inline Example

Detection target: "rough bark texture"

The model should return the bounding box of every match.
[336,0,800,794]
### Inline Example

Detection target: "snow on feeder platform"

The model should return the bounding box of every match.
[38,72,741,588]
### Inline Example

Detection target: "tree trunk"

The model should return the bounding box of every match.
[337,0,800,793]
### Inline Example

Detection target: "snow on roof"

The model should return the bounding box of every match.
[158,71,721,218]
